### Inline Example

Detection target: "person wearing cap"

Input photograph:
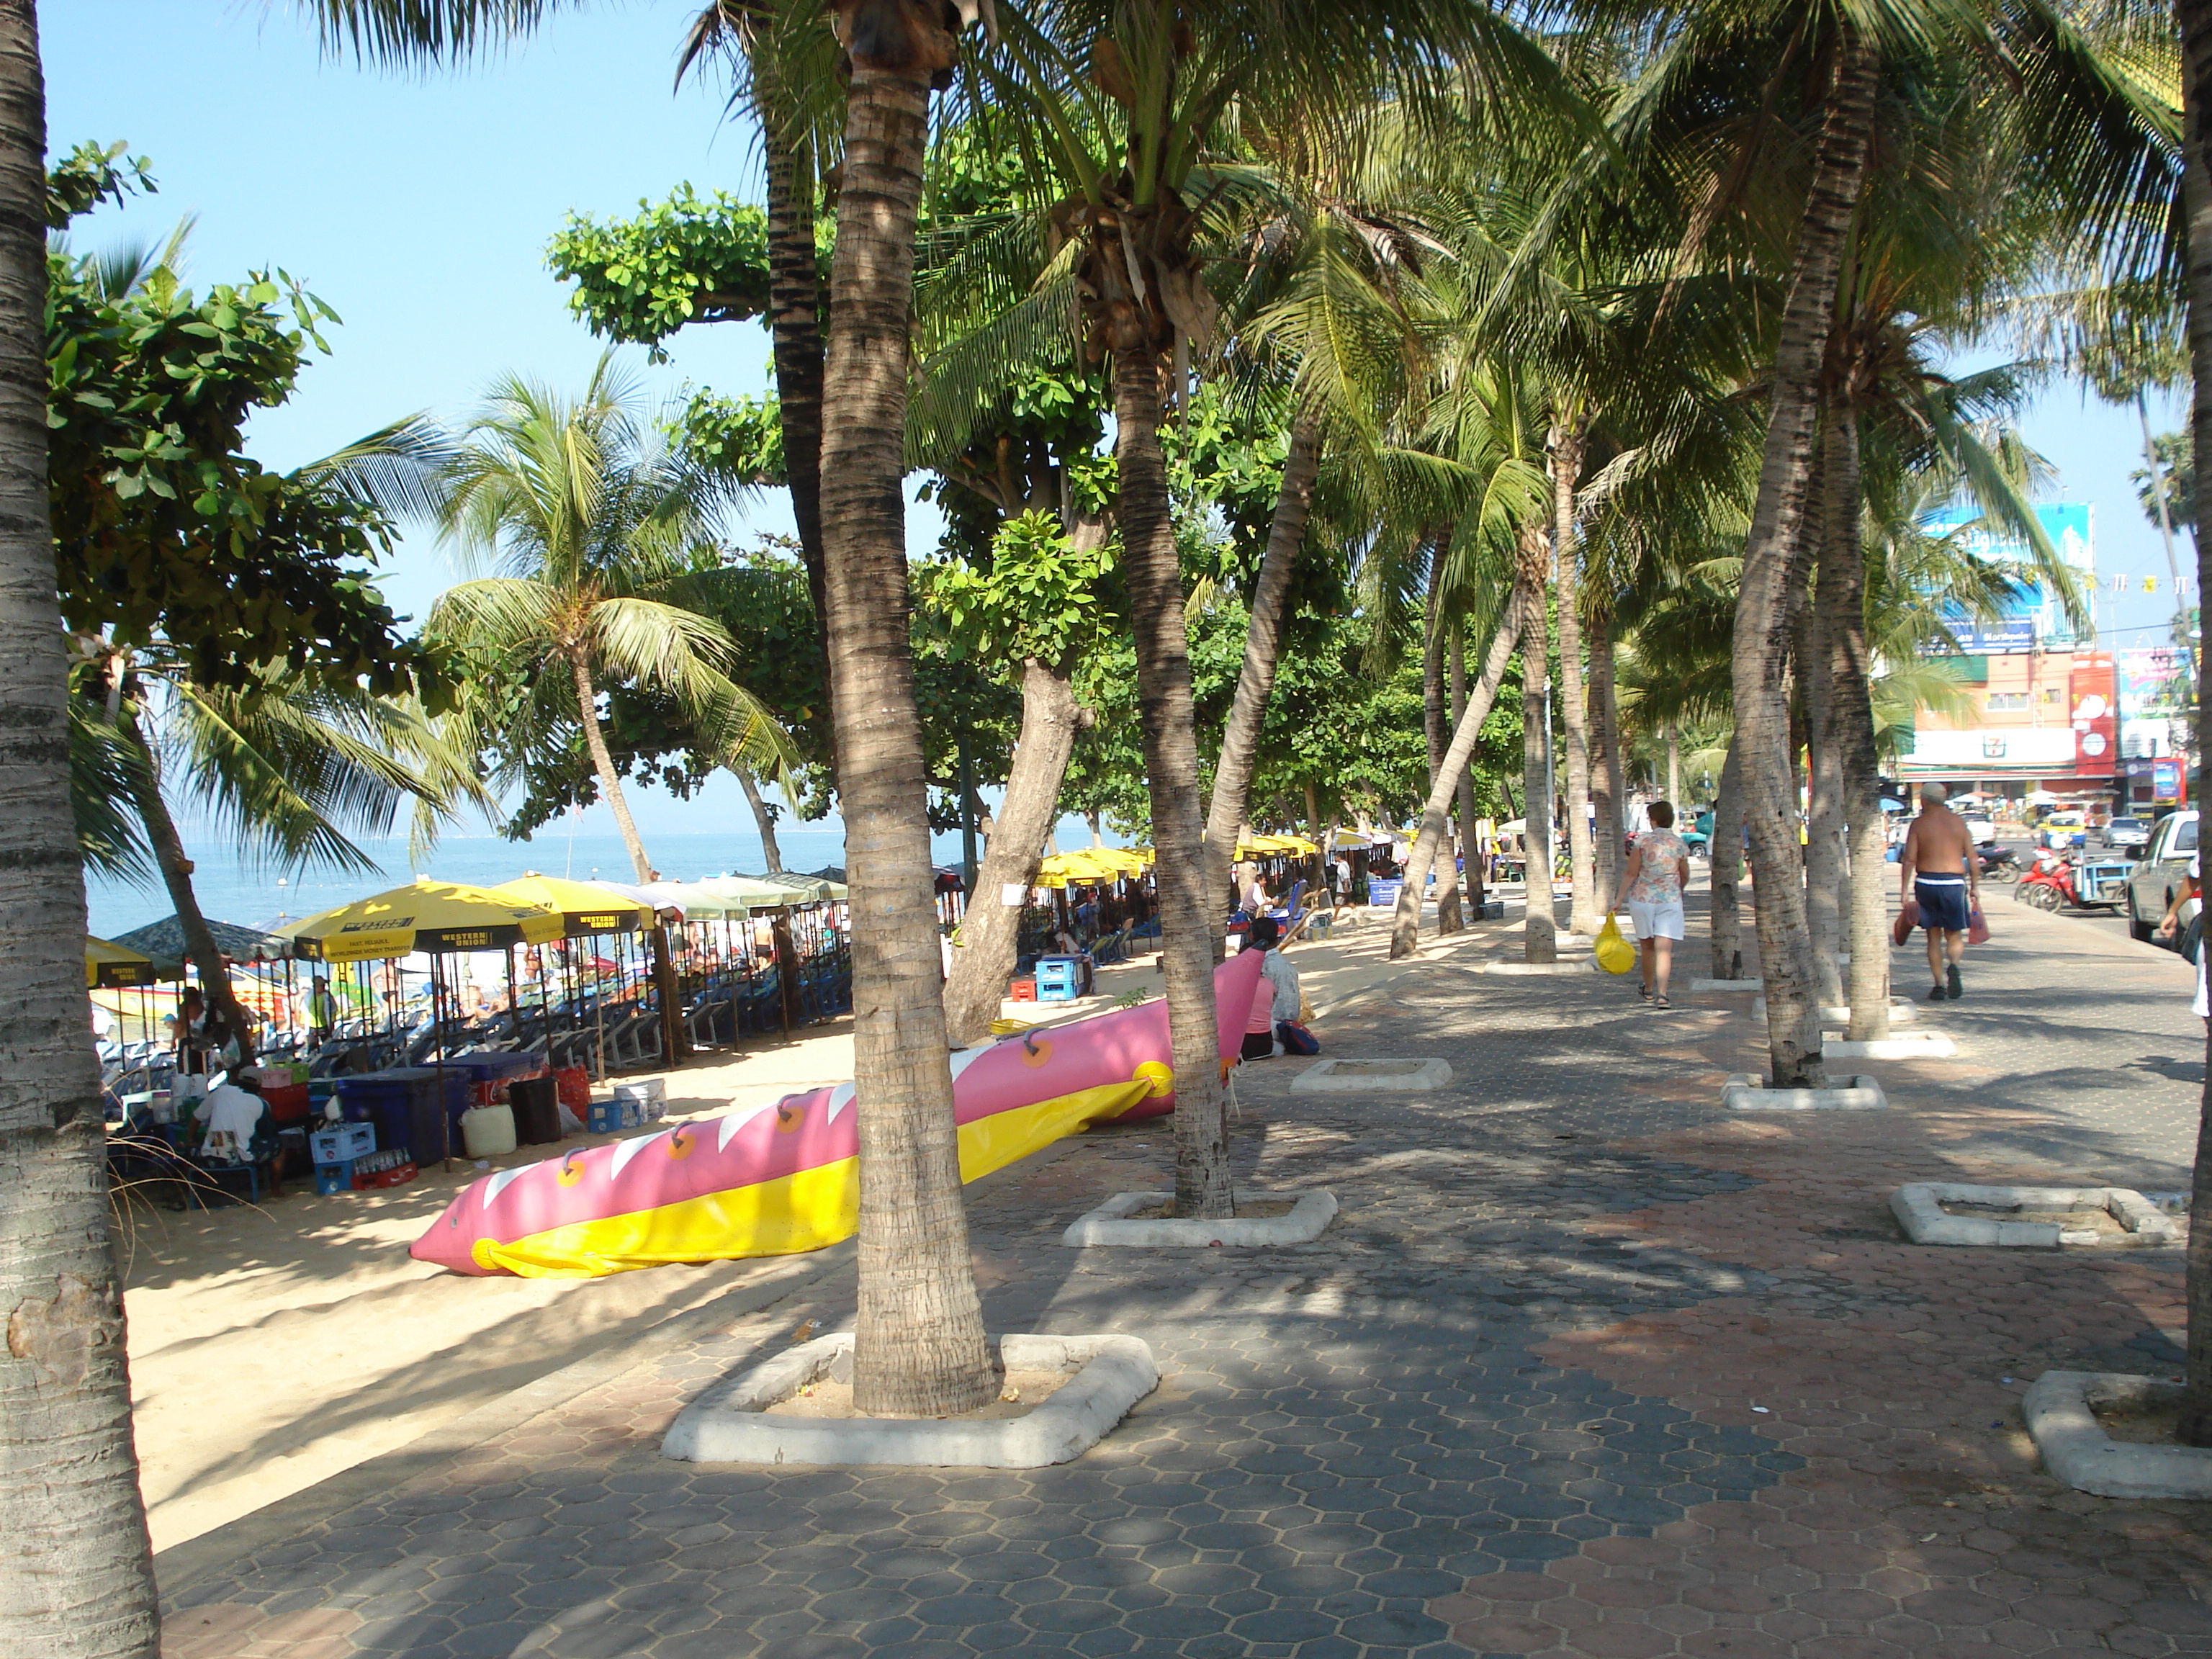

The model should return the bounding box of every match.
[1238,917,1304,1059]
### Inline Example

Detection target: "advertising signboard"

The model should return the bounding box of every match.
[2117,645,2191,760]
[1925,503,2095,655]
[2069,652,2117,778]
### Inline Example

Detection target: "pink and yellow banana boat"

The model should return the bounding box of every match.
[411,949,1268,1279]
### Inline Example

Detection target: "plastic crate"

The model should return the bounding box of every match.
[1034,957,1082,1003]
[313,1161,355,1196]
[310,1122,376,1166]
[1009,979,1037,1002]
[352,1159,417,1190]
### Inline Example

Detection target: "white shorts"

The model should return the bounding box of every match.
[1627,899,1686,941]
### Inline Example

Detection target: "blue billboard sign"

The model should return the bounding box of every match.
[1923,503,2095,655]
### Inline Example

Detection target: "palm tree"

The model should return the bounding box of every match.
[0,30,163,1656]
[966,0,1573,1218]
[431,359,787,886]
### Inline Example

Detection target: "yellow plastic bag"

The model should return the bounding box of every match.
[1593,913,1636,975]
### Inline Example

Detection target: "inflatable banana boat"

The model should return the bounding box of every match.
[411,948,1268,1278]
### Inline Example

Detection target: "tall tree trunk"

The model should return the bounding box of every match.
[1665,725,1682,806]
[1110,341,1233,1219]
[2172,0,2212,1446]
[1732,30,1876,1087]
[1422,560,1464,936]
[0,6,162,1651]
[119,708,258,1066]
[1709,737,1745,981]
[1554,425,1599,938]
[1389,614,1521,958]
[1200,409,1321,914]
[1588,606,1624,923]
[737,770,785,873]
[820,46,991,1416]
[755,48,832,725]
[1450,625,1484,917]
[569,653,654,884]
[1802,413,1848,1012]
[1825,408,1889,1041]
[943,658,1082,1046]
[1517,526,1557,962]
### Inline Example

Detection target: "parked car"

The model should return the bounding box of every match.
[1961,813,1995,843]
[2125,809,2200,950]
[2102,816,2150,852]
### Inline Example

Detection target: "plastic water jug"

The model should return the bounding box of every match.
[460,1102,518,1159]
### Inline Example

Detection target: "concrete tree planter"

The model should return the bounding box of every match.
[1721,1073,1887,1111]
[1061,1189,1339,1247]
[662,1333,1157,1468]
[1483,959,1604,977]
[1291,1057,1453,1093]
[2023,1372,2212,1499]
[1753,997,1915,1025]
[1690,977,1761,992]
[1822,1030,1956,1059]
[1892,1183,2178,1249]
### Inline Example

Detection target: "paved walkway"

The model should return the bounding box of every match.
[156,887,2209,1658]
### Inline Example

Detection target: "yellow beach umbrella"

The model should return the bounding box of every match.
[289,876,566,963]
[1236,832,1319,858]
[490,873,652,938]
[86,935,169,989]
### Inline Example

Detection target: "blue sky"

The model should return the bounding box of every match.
[46,3,2198,833]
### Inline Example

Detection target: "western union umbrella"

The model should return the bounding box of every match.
[1037,850,1120,889]
[1236,832,1319,858]
[86,935,171,989]
[289,876,566,963]
[490,873,652,938]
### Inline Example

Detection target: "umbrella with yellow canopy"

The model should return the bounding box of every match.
[86,935,174,989]
[288,876,566,963]
[488,873,652,938]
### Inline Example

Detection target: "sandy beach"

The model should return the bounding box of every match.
[125,894,1504,1556]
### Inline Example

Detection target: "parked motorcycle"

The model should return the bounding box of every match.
[1977,841,2020,884]
[2013,851,2077,910]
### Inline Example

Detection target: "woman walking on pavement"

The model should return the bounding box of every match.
[1610,801,1691,1007]
[1899,781,1979,1000]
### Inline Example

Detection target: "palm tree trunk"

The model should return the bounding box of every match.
[1554,425,1599,938]
[1389,613,1521,958]
[1588,606,1624,920]
[1421,561,1464,936]
[1732,30,1877,1087]
[1200,408,1321,913]
[119,706,258,1065]
[1825,409,1890,1041]
[568,653,655,884]
[0,7,162,1652]
[1517,525,1557,962]
[1802,418,1848,1013]
[1710,737,1745,981]
[1110,340,1234,1220]
[1450,628,1485,917]
[820,50,992,1416]
[737,770,785,873]
[2172,0,2212,1447]
[755,48,832,711]
[943,657,1082,1047]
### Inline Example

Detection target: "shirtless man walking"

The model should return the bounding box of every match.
[1899,781,1979,1000]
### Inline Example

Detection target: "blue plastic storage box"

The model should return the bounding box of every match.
[335,1069,465,1168]
[1034,956,1082,1003]
[310,1122,376,1166]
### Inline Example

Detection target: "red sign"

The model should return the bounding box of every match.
[2069,652,2117,777]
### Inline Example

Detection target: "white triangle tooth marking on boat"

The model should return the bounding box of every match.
[822,1082,858,1125]
[608,1133,665,1180]
[715,1099,782,1151]
[481,1164,535,1207]
[948,1046,991,1084]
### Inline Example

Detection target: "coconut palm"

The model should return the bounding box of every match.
[0,28,163,1655]
[431,359,788,886]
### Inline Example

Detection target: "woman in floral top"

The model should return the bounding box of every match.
[1611,801,1692,1007]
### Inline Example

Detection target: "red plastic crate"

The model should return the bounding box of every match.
[1009,979,1037,1002]
[351,1160,418,1190]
